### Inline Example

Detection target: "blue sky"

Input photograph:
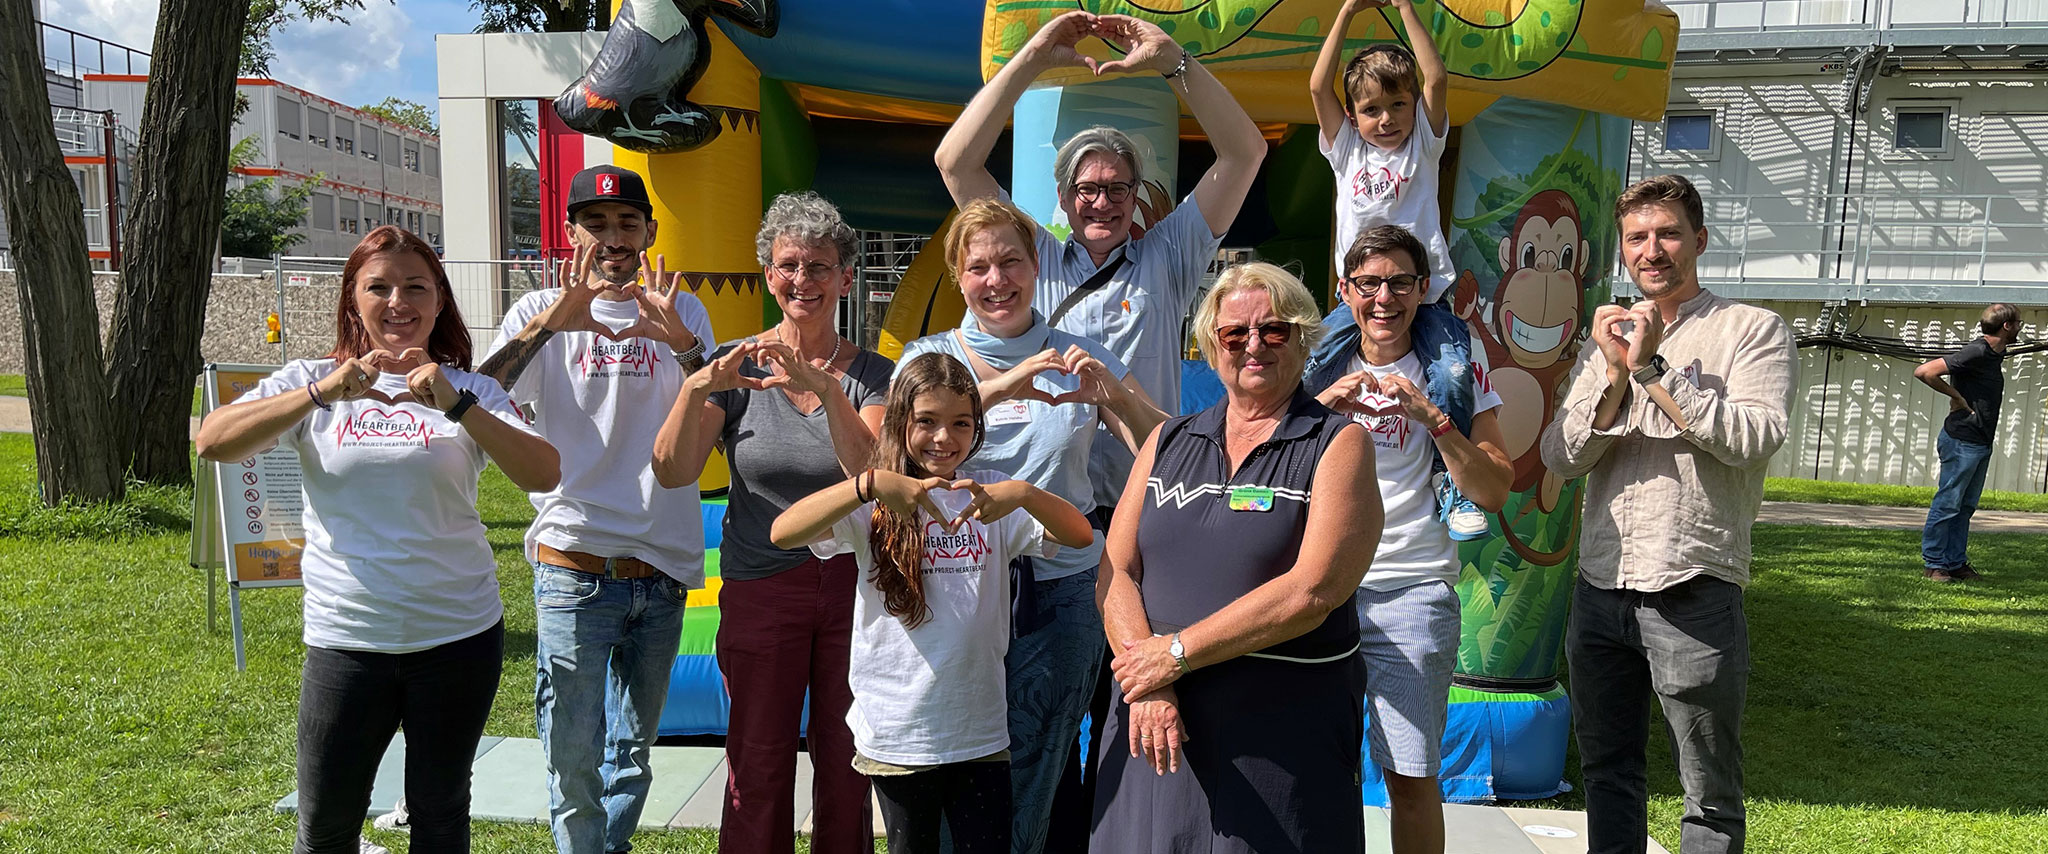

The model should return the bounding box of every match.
[39,0,478,122]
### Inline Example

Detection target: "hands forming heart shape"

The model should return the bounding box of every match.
[1316,369,1435,422]
[986,346,1119,408]
[317,348,464,411]
[871,474,1033,535]
[1028,10,1182,78]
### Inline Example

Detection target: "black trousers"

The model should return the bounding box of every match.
[294,621,504,854]
[870,760,1012,854]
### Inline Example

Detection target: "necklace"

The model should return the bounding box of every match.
[764,325,844,367]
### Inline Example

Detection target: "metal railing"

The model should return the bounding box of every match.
[1662,0,2048,33]
[1614,192,2048,302]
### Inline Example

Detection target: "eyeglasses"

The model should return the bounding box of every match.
[1072,181,1134,204]
[1214,322,1295,352]
[1341,273,1422,298]
[771,262,841,283]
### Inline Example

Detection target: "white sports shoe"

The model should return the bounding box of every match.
[359,839,391,854]
[372,797,409,832]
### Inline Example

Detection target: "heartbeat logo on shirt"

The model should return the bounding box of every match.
[576,339,662,378]
[1352,165,1408,202]
[336,407,433,447]
[1354,411,1413,451]
[923,520,991,570]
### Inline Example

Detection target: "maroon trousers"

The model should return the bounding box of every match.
[717,553,872,853]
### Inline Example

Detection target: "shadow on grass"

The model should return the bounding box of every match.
[1609,525,2048,815]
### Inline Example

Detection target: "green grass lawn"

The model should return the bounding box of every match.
[1,436,2046,852]
[1765,476,2048,514]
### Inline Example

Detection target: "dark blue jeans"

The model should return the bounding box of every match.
[294,621,504,854]
[1922,430,1993,570]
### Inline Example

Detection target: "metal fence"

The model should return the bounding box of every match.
[1662,0,2048,32]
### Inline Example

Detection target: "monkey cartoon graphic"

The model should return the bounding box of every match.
[1453,189,1588,563]
[554,0,778,153]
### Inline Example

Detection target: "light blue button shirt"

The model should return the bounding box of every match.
[1019,191,1225,508]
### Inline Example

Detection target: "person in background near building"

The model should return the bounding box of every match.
[196,225,560,854]
[1540,174,1796,854]
[477,165,715,854]
[1306,225,1514,854]
[1914,302,2021,583]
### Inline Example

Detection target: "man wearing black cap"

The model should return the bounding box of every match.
[480,164,716,854]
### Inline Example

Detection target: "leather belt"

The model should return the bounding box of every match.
[536,544,662,580]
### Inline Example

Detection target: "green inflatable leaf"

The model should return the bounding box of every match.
[1641,27,1665,61]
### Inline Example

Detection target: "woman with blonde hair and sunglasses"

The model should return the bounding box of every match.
[1091,262,1382,853]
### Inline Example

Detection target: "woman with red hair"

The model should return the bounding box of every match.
[197,226,559,854]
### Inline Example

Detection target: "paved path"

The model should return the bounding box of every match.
[277,735,1669,854]
[1757,500,2048,534]
[0,395,201,438]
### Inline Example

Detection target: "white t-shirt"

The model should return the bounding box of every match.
[241,358,540,653]
[1343,349,1503,590]
[1322,116,1454,302]
[488,289,716,585]
[812,470,1054,766]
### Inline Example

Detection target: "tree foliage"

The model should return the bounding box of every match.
[359,97,438,135]
[472,0,609,33]
[220,138,317,259]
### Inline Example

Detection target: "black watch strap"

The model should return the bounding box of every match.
[444,388,479,423]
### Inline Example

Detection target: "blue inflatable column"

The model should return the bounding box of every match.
[1010,77,1180,233]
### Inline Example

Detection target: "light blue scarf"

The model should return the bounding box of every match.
[958,310,1053,371]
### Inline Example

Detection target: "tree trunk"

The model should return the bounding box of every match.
[104,0,253,486]
[0,0,125,504]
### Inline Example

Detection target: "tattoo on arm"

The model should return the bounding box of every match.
[478,327,557,390]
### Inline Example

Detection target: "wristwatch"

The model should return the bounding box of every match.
[1631,354,1668,386]
[443,388,479,423]
[1169,632,1190,675]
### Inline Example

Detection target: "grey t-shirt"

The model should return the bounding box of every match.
[711,347,894,581]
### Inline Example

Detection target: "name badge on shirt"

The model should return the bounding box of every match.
[987,400,1031,426]
[1227,485,1274,512]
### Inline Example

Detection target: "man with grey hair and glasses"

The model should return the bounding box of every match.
[934,10,1265,854]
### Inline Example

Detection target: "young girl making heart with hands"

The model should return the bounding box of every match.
[770,352,1092,854]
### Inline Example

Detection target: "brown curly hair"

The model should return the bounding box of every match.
[867,352,985,628]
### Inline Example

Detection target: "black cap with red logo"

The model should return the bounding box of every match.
[566,164,654,218]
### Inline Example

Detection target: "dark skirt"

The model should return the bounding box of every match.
[1088,652,1367,854]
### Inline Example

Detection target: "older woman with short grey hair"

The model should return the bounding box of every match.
[653,190,893,853]
[1093,262,1381,853]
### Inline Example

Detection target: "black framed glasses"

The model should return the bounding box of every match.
[1072,181,1135,204]
[1214,322,1295,352]
[1341,273,1422,298]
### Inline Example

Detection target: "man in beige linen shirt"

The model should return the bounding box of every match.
[1540,174,1796,854]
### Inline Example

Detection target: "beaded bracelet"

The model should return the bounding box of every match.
[1160,49,1189,80]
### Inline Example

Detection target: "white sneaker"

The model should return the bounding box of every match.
[359,839,391,854]
[372,797,409,832]
[1447,502,1490,540]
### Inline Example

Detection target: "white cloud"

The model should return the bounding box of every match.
[271,2,418,107]
[36,0,161,58]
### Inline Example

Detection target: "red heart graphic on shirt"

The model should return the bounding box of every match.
[1352,391,1404,418]
[360,388,416,406]
[337,407,432,444]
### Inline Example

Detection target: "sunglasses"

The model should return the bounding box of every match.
[1215,321,1295,352]
[1341,273,1422,298]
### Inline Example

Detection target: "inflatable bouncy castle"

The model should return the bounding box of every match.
[559,0,1678,806]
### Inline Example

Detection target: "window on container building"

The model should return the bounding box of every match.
[404,142,420,172]
[425,214,441,247]
[335,118,354,155]
[311,192,335,231]
[308,109,329,148]
[276,97,301,140]
[424,145,440,178]
[339,199,359,234]
[383,132,400,166]
[1895,108,1949,151]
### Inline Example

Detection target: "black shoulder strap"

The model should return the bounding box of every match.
[1046,253,1130,330]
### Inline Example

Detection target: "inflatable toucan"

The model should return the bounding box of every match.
[554,0,779,153]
